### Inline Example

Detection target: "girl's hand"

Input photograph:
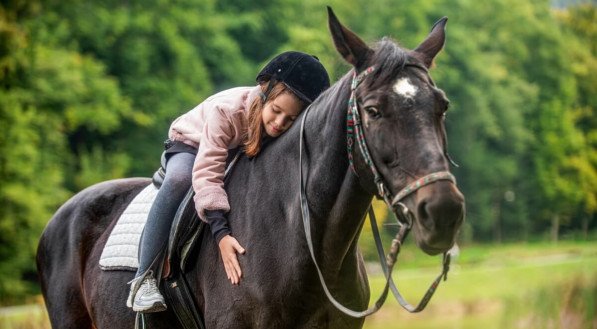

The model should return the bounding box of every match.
[218,235,246,285]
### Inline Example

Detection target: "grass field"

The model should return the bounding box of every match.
[1,241,595,329]
[362,241,597,329]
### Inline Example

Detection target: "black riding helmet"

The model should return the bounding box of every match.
[256,51,330,104]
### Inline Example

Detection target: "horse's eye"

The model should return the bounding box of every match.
[365,106,381,119]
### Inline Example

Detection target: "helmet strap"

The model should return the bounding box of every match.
[261,78,277,102]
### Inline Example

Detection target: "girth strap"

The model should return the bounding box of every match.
[163,273,206,329]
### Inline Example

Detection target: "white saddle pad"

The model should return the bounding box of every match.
[99,184,158,271]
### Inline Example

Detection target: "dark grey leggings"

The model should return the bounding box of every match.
[135,152,195,278]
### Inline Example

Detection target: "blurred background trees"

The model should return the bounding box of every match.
[0,0,594,302]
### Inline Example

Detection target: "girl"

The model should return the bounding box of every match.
[127,51,330,313]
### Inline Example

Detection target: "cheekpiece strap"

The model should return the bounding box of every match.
[347,66,376,174]
[351,66,376,91]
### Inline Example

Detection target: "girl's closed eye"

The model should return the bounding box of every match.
[260,91,302,137]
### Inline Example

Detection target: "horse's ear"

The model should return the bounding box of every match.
[413,17,448,68]
[327,6,372,68]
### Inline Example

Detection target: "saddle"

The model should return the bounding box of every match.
[149,147,242,329]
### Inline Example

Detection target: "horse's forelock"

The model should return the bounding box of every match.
[366,38,409,89]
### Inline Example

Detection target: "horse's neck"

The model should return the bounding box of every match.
[303,75,373,274]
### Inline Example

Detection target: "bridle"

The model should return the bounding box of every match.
[346,63,458,221]
[346,64,457,210]
[299,64,458,317]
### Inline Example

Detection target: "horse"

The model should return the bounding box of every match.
[37,7,464,329]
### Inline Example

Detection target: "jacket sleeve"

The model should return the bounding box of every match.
[192,104,236,221]
[205,210,232,243]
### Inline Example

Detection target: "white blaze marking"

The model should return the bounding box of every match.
[393,78,418,98]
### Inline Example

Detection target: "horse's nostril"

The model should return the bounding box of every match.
[417,201,434,230]
[420,195,464,230]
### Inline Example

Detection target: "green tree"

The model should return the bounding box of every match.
[1,0,595,304]
[510,2,593,241]
[555,4,597,238]
[37,0,266,176]
[0,0,138,302]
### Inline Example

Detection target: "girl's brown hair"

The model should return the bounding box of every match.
[244,82,303,157]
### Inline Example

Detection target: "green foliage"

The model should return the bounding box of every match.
[555,4,597,215]
[0,0,595,303]
[0,97,62,300]
[0,0,141,302]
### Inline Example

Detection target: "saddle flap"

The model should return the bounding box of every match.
[167,188,203,275]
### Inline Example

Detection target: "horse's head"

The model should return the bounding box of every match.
[328,8,465,255]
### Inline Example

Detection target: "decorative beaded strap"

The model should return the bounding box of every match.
[392,171,456,205]
[347,66,456,208]
[347,66,376,174]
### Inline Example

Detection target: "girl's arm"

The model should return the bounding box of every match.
[191,105,242,219]
[192,104,247,285]
[206,210,246,285]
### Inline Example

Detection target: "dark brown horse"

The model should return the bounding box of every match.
[37,8,464,329]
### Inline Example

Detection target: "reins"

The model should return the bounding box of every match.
[299,65,457,318]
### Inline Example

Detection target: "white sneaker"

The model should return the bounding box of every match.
[127,273,167,313]
[126,276,141,308]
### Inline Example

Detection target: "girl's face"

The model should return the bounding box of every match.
[261,92,302,137]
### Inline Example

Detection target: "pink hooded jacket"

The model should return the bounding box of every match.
[168,86,261,221]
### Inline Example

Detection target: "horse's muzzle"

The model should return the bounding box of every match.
[412,181,465,255]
